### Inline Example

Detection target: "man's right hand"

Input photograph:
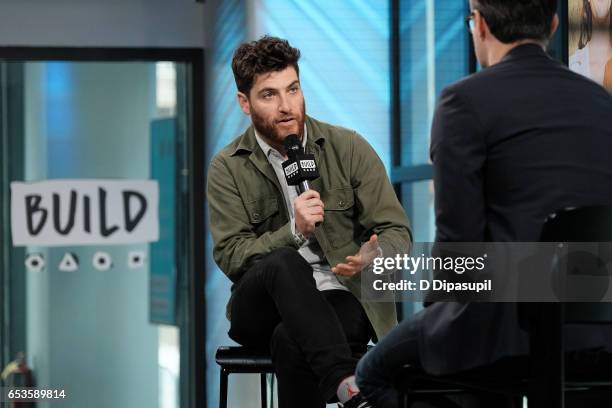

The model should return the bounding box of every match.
[294,190,324,237]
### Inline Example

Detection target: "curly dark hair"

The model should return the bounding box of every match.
[231,36,301,96]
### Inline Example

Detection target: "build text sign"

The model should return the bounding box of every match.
[11,179,159,246]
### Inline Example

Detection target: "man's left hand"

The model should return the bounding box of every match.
[332,234,381,277]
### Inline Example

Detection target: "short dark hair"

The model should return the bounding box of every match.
[472,0,558,44]
[578,0,612,49]
[231,36,301,95]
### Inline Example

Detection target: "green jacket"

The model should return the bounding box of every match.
[207,116,412,340]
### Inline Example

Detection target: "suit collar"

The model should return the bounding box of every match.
[501,43,549,63]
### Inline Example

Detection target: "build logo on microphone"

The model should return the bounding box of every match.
[300,159,316,169]
[284,162,299,177]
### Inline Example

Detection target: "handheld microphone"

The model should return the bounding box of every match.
[282,134,319,194]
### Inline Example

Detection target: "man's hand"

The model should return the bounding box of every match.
[294,190,324,237]
[332,234,381,277]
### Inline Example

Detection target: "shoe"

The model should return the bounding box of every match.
[339,393,373,408]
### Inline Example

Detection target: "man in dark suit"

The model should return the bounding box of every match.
[355,0,612,406]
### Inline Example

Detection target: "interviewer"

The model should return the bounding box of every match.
[356,1,612,407]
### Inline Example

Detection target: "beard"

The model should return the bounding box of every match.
[250,100,306,149]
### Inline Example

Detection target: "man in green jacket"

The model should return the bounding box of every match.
[207,36,411,408]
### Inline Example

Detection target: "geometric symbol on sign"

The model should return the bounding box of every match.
[92,251,112,271]
[128,250,146,269]
[25,253,45,272]
[58,252,79,272]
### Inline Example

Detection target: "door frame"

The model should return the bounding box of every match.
[0,46,206,408]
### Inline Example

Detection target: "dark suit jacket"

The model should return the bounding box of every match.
[420,44,612,375]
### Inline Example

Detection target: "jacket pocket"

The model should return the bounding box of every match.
[321,187,357,249]
[245,197,279,226]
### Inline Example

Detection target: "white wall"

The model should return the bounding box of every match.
[0,0,205,48]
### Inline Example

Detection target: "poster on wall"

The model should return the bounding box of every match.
[10,179,159,246]
[568,0,612,92]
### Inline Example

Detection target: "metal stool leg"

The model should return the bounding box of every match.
[220,367,229,408]
[260,373,268,408]
[529,303,564,408]
[270,375,275,408]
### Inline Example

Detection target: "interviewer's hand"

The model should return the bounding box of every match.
[294,190,324,237]
[332,234,380,277]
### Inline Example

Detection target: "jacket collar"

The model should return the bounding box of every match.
[230,115,326,157]
[254,125,308,159]
[229,115,327,193]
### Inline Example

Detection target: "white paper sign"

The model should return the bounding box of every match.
[11,179,159,246]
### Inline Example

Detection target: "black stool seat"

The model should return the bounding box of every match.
[216,346,274,408]
[215,346,274,371]
[216,344,372,407]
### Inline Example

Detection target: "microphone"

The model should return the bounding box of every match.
[282,134,319,194]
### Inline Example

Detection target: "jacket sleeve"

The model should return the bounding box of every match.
[430,85,486,242]
[349,132,412,259]
[207,156,298,283]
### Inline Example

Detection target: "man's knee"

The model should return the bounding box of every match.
[270,323,300,360]
[356,347,387,389]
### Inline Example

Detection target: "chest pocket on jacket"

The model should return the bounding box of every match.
[322,187,356,249]
[245,198,279,234]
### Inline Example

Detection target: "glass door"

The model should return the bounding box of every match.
[0,53,204,408]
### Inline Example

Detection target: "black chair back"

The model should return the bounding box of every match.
[524,205,612,407]
[540,205,612,323]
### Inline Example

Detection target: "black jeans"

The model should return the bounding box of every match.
[229,247,374,408]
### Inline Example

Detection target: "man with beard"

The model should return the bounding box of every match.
[207,36,411,408]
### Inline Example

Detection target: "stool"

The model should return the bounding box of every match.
[215,346,275,408]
